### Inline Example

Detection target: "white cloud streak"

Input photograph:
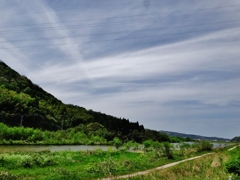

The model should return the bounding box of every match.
[0,0,239,138]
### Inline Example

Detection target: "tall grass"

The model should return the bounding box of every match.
[0,149,177,180]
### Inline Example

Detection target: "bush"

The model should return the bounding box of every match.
[226,156,240,176]
[194,141,212,152]
[143,139,155,150]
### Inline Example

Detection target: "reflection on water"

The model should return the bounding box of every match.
[172,142,232,150]
[0,142,232,153]
[0,145,115,153]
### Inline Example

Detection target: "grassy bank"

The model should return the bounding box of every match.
[123,146,240,180]
[0,141,223,180]
[0,149,179,180]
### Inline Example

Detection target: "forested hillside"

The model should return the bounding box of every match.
[231,136,240,142]
[160,130,230,142]
[0,61,171,143]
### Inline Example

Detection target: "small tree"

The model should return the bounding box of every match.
[112,137,122,149]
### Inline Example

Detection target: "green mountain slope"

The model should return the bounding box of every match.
[231,136,240,142]
[0,61,170,143]
[0,61,91,130]
[160,130,230,142]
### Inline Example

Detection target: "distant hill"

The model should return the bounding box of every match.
[0,60,170,143]
[160,130,230,142]
[231,136,240,142]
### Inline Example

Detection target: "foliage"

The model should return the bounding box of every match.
[226,157,240,176]
[193,141,213,152]
[0,151,57,169]
[226,147,240,177]
[0,122,183,146]
[178,142,197,157]
[143,140,174,159]
[112,137,123,149]
[143,129,170,142]
[122,140,139,151]
[0,122,107,145]
[143,139,155,149]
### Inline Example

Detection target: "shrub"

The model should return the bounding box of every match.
[143,139,154,149]
[194,141,212,152]
[226,156,240,176]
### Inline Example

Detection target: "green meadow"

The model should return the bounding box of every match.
[1,141,236,180]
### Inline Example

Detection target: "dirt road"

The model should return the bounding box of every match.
[228,144,240,151]
[101,152,214,180]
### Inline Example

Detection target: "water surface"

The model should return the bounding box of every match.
[0,142,232,153]
[0,145,114,153]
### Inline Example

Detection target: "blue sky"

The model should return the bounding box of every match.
[0,0,240,138]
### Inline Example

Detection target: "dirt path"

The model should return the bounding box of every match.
[101,152,214,180]
[228,144,240,151]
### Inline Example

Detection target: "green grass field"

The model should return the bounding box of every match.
[0,148,178,179]
[0,144,238,180]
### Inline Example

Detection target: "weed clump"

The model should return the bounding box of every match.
[0,171,19,180]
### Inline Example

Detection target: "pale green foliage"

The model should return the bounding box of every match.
[113,137,123,149]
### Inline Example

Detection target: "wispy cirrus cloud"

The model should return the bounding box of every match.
[0,0,240,138]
